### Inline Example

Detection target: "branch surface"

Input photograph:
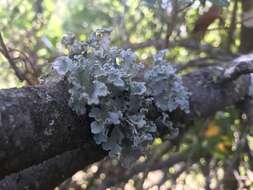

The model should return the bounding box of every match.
[0,59,252,188]
[0,146,105,190]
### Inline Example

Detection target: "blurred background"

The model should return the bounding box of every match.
[0,0,243,89]
[1,0,253,189]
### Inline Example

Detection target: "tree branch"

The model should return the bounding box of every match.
[0,33,32,85]
[97,152,188,190]
[0,57,252,186]
[123,38,231,57]
[0,146,105,190]
[222,56,253,82]
[0,81,97,178]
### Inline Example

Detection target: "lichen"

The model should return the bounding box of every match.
[249,73,253,97]
[52,29,190,164]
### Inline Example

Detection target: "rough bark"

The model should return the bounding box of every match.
[182,69,249,118]
[0,146,105,190]
[0,81,94,178]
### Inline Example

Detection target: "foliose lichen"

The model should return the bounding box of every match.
[52,29,190,163]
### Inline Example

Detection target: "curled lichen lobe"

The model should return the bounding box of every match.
[52,30,190,163]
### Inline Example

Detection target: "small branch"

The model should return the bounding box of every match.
[136,141,172,189]
[226,0,238,52]
[176,57,219,72]
[163,0,179,49]
[222,55,253,82]
[0,33,32,85]
[97,152,187,189]
[123,38,231,57]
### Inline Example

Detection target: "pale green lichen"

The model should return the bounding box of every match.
[52,29,190,163]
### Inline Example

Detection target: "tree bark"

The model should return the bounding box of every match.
[0,146,105,190]
[0,66,251,189]
[0,81,95,178]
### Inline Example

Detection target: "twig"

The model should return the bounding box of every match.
[136,141,172,189]
[226,0,238,52]
[164,0,179,49]
[97,151,187,189]
[221,56,253,83]
[0,33,32,84]
[176,57,218,72]
[85,162,103,189]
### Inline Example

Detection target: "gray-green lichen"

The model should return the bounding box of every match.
[52,29,190,163]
